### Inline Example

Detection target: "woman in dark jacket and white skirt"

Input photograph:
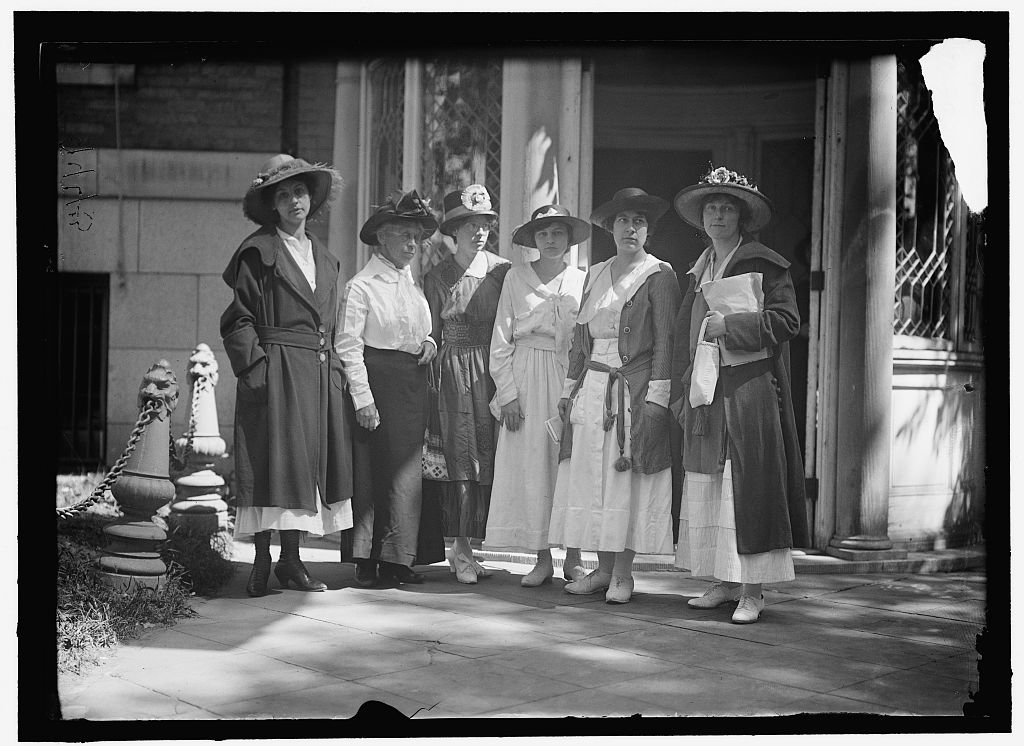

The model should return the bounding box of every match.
[221,154,352,597]
[669,166,809,624]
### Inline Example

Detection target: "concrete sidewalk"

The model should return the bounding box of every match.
[58,542,985,721]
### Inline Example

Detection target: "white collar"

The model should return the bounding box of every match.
[462,250,490,279]
[276,227,312,257]
[368,252,413,283]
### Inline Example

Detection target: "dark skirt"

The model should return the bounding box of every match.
[340,347,439,566]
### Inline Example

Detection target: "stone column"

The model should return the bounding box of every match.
[329,61,363,287]
[828,55,906,561]
[499,58,586,266]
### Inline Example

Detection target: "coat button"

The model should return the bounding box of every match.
[319,337,326,347]
[623,326,630,334]
[319,352,326,362]
[626,300,633,307]
[318,324,326,333]
[622,355,630,363]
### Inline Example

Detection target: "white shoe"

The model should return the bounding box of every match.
[449,550,478,585]
[473,559,492,578]
[562,563,588,583]
[731,594,765,624]
[521,561,554,587]
[564,569,612,596]
[605,576,634,604]
[687,582,741,609]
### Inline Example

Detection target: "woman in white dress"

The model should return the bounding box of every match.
[548,188,681,604]
[485,206,589,587]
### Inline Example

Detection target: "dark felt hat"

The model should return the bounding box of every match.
[590,187,670,228]
[511,204,591,248]
[242,154,342,226]
[359,189,439,246]
[673,166,773,233]
[439,184,499,236]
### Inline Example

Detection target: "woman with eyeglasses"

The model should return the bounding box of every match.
[422,185,511,584]
[547,188,681,604]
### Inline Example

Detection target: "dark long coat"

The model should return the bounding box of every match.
[221,226,353,511]
[669,239,809,554]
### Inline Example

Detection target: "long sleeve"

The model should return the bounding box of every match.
[722,262,800,353]
[220,248,267,377]
[423,271,446,350]
[488,274,518,406]
[645,268,682,408]
[335,280,374,410]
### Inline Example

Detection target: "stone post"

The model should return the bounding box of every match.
[828,55,907,561]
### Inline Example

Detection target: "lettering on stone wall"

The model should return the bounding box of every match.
[59,144,96,232]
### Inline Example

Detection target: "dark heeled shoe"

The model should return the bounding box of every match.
[379,561,425,585]
[354,558,379,588]
[246,530,272,597]
[276,529,327,592]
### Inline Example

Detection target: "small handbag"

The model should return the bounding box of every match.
[422,364,449,481]
[688,316,720,408]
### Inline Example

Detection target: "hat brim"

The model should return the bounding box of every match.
[439,207,499,237]
[243,165,340,226]
[359,212,439,246]
[590,194,670,228]
[673,183,773,233]
[511,215,591,248]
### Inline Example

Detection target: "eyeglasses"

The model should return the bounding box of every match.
[383,229,429,242]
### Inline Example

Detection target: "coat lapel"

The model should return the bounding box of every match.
[310,236,339,314]
[273,234,317,309]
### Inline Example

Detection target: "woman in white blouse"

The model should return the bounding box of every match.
[335,190,440,588]
[485,206,589,586]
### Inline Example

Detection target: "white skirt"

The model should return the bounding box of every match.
[547,339,673,554]
[485,343,565,552]
[675,459,794,583]
[234,485,353,538]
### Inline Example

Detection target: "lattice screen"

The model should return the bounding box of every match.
[962,211,985,345]
[894,60,953,340]
[417,59,503,277]
[368,60,405,214]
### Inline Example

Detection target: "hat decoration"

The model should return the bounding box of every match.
[242,153,342,227]
[673,164,773,233]
[439,184,500,236]
[511,204,591,249]
[359,189,439,246]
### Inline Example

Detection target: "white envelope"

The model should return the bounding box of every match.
[700,272,772,367]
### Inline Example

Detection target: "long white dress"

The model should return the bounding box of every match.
[484,263,586,552]
[547,258,674,554]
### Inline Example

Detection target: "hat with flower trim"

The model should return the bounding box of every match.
[673,166,774,233]
[359,189,438,246]
[242,154,342,226]
[439,184,499,236]
[511,204,591,248]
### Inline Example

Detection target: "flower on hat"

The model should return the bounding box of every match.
[701,165,759,191]
[461,184,492,211]
[251,176,265,188]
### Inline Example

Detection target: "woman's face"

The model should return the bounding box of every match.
[534,221,570,260]
[454,216,492,253]
[273,177,311,231]
[377,220,425,269]
[611,210,649,255]
[702,195,742,243]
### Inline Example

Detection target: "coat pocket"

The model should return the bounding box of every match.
[237,357,268,404]
[329,356,347,392]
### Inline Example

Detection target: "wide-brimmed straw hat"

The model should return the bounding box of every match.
[359,189,439,246]
[511,204,591,248]
[439,184,499,236]
[590,187,669,229]
[242,154,342,226]
[673,166,773,233]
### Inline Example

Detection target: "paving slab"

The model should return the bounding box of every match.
[827,667,977,715]
[485,639,682,688]
[58,671,219,720]
[207,679,429,719]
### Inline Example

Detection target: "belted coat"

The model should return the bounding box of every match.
[220,226,353,511]
[669,239,809,553]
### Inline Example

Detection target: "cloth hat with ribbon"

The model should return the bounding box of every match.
[439,184,499,236]
[242,153,343,226]
[673,165,774,233]
[359,189,439,246]
[589,187,669,229]
[511,204,591,248]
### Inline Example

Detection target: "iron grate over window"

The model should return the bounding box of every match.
[368,59,405,216]
[418,58,503,276]
[962,210,985,346]
[894,59,954,340]
[58,273,109,470]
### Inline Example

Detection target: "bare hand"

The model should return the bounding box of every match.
[557,397,570,421]
[500,398,525,432]
[704,311,727,340]
[417,341,437,365]
[356,403,380,431]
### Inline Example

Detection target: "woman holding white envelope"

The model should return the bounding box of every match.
[669,166,808,624]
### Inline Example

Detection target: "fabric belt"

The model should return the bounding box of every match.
[256,325,324,351]
[443,320,493,347]
[515,334,557,351]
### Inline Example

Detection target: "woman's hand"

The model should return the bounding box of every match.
[355,403,381,431]
[557,397,570,421]
[500,399,525,432]
[417,341,437,365]
[704,311,727,340]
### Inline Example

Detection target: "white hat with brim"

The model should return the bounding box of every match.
[512,204,591,248]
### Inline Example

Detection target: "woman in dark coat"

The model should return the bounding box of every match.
[423,185,510,584]
[221,154,352,597]
[669,166,809,624]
